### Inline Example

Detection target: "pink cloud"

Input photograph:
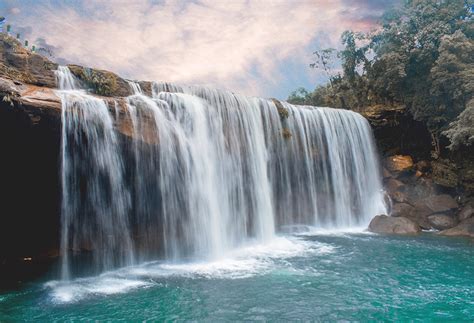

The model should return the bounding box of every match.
[16,0,383,96]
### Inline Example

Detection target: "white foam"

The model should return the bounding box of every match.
[45,277,152,303]
[45,236,334,303]
[294,226,374,236]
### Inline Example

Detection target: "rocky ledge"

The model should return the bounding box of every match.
[369,215,421,235]
[367,151,473,237]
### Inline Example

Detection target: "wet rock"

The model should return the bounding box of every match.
[385,178,404,194]
[438,217,474,238]
[385,155,414,172]
[427,214,458,231]
[368,215,421,234]
[415,194,458,214]
[407,212,432,230]
[458,203,474,222]
[391,203,415,217]
[391,191,410,204]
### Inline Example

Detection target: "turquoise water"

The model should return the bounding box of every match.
[1,232,473,321]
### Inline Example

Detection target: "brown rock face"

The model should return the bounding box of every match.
[458,204,474,222]
[391,203,415,217]
[385,155,414,172]
[391,191,410,204]
[68,64,132,97]
[416,194,458,214]
[438,217,474,238]
[0,34,57,88]
[427,214,458,231]
[368,215,421,234]
[385,178,404,195]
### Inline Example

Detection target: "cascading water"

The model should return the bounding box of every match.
[57,67,134,279]
[56,67,386,279]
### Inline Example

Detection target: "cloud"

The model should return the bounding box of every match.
[10,7,20,15]
[9,0,393,97]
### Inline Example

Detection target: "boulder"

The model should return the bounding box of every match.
[458,203,474,222]
[368,215,421,234]
[414,194,458,214]
[438,217,474,238]
[427,214,458,231]
[406,210,432,230]
[404,177,437,204]
[385,178,404,194]
[391,203,414,217]
[392,191,410,204]
[385,155,414,172]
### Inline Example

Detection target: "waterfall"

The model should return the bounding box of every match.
[57,67,386,278]
[57,67,134,279]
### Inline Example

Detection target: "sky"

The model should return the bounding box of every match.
[1,0,399,99]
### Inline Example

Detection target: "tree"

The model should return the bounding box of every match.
[444,99,474,150]
[310,48,339,89]
[287,88,311,105]
[289,0,474,150]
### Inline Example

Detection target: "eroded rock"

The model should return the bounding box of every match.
[438,217,474,238]
[416,194,458,214]
[391,203,415,217]
[368,215,421,234]
[427,214,458,231]
[458,203,474,222]
[385,178,404,194]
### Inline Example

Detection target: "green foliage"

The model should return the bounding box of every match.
[444,99,474,150]
[289,0,474,149]
[287,88,311,105]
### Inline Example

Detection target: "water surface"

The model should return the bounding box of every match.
[1,232,473,321]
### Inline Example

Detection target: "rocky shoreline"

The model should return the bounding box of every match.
[365,108,474,237]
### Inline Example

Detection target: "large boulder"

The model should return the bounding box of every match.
[391,202,415,217]
[385,178,404,194]
[427,214,458,230]
[414,194,458,214]
[391,190,410,204]
[368,215,421,234]
[438,217,474,238]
